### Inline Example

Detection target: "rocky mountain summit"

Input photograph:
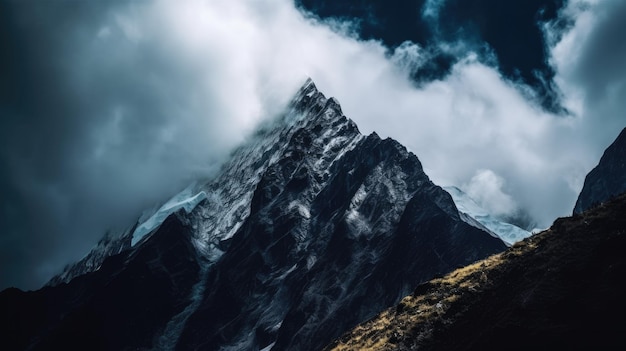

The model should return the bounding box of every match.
[0,79,505,351]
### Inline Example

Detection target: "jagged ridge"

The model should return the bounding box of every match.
[174,78,506,350]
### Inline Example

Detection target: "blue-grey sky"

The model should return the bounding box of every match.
[1,0,625,291]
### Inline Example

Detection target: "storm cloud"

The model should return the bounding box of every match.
[1,0,624,290]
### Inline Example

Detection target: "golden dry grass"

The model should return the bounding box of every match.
[325,233,543,351]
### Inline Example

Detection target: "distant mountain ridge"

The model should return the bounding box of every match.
[443,186,531,246]
[0,78,505,351]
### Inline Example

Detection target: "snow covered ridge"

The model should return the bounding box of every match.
[443,186,531,246]
[131,185,208,246]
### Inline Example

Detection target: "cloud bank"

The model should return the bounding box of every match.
[1,0,624,290]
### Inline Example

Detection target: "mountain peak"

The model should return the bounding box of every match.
[289,78,344,119]
[13,79,506,351]
[291,77,322,107]
[301,76,316,92]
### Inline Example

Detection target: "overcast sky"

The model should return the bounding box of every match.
[1,0,625,291]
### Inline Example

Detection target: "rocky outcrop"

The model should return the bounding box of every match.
[574,127,626,214]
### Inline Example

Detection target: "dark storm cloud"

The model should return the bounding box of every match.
[297,0,567,110]
[296,0,432,46]
[428,0,567,112]
[295,0,459,82]
[563,0,626,108]
[576,14,626,99]
[548,0,626,148]
[0,0,115,290]
[435,1,564,74]
[0,0,252,290]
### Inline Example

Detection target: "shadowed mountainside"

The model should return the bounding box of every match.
[324,192,626,351]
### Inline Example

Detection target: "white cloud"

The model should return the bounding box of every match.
[464,169,518,218]
[389,41,429,77]
[87,0,617,230]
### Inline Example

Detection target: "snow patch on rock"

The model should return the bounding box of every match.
[132,186,207,246]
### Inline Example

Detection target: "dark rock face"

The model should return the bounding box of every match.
[177,119,504,351]
[0,79,505,351]
[574,127,626,214]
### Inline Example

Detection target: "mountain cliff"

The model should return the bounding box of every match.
[0,79,505,351]
[574,127,626,214]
